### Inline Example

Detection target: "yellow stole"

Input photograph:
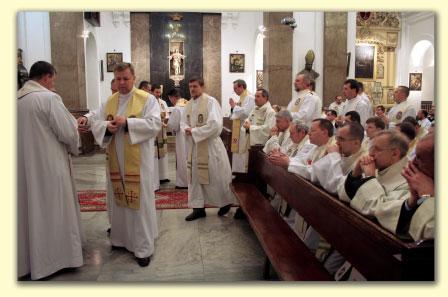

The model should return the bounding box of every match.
[185,94,210,185]
[290,90,311,112]
[231,90,248,153]
[105,89,148,210]
[155,98,168,158]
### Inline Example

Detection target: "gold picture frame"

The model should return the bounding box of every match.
[229,54,245,73]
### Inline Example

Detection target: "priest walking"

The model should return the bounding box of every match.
[181,78,234,221]
[91,62,161,267]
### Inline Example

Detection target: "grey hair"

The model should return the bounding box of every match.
[275,110,293,122]
[296,72,312,86]
[292,120,309,135]
[375,130,409,158]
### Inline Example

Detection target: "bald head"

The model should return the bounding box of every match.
[414,133,434,179]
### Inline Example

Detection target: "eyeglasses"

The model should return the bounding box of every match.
[336,136,357,142]
[369,146,395,153]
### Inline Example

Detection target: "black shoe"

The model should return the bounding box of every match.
[160,179,170,184]
[234,207,246,219]
[175,186,188,190]
[185,208,206,221]
[111,245,123,250]
[218,204,232,216]
[136,257,150,267]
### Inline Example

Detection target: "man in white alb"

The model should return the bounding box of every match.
[91,62,161,267]
[18,61,83,280]
[338,79,371,128]
[387,86,416,129]
[181,78,234,221]
[287,73,322,128]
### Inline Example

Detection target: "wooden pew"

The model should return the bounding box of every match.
[239,146,434,281]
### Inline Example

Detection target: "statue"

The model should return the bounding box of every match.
[17,48,28,90]
[168,48,186,76]
[298,50,320,80]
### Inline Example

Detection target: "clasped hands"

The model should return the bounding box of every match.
[353,155,376,178]
[107,115,127,134]
[267,149,289,168]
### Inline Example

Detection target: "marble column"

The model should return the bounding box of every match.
[263,12,293,107]
[131,13,150,86]
[203,14,221,103]
[49,12,86,109]
[323,12,347,108]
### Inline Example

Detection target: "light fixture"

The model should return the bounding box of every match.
[81,30,90,39]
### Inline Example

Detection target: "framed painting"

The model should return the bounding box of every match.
[355,44,375,79]
[229,53,245,73]
[409,73,422,91]
[256,70,263,88]
[106,52,123,72]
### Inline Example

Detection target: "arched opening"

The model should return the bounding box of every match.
[85,32,100,111]
[408,39,434,107]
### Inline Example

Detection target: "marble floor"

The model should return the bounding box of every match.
[33,144,269,282]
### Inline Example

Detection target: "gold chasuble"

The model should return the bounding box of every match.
[231,90,248,153]
[155,98,168,158]
[185,94,210,185]
[105,89,148,210]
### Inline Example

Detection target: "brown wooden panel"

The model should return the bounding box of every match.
[250,149,434,280]
[232,183,332,281]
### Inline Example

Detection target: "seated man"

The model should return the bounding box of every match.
[339,130,410,217]
[417,109,432,131]
[263,110,293,154]
[396,121,417,160]
[375,105,389,127]
[362,116,386,151]
[375,132,434,241]
[266,121,310,227]
[286,118,335,180]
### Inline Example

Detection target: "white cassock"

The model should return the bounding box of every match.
[387,100,417,129]
[263,129,292,155]
[419,118,432,131]
[230,93,255,172]
[328,100,346,116]
[167,103,188,187]
[360,92,373,117]
[91,91,161,258]
[341,95,371,127]
[233,102,276,173]
[287,90,322,128]
[180,95,234,208]
[338,157,409,217]
[17,80,83,280]
[158,98,170,180]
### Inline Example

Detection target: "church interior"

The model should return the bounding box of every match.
[16,11,435,282]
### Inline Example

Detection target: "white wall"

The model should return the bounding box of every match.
[396,12,435,110]
[84,12,131,107]
[17,12,51,71]
[221,12,263,117]
[292,12,324,100]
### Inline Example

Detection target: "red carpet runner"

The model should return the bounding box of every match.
[78,189,213,212]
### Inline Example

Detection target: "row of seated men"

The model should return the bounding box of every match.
[227,74,434,280]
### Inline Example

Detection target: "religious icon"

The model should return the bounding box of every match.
[355,44,375,79]
[229,54,245,73]
[106,52,123,72]
[168,48,186,76]
[168,41,185,87]
[198,114,204,124]
[409,73,422,91]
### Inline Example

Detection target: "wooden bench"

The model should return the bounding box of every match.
[232,183,332,281]
[235,146,434,281]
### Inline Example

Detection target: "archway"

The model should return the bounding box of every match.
[408,39,434,108]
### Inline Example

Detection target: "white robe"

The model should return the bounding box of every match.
[158,99,170,180]
[167,104,188,187]
[230,94,255,172]
[91,90,161,258]
[328,100,346,116]
[17,80,83,280]
[180,95,234,208]
[387,100,417,129]
[287,91,322,128]
[341,95,371,127]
